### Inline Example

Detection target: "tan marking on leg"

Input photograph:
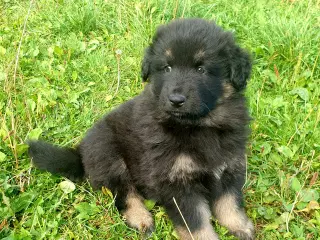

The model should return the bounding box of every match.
[176,200,219,240]
[122,191,154,232]
[213,193,254,240]
[176,225,219,240]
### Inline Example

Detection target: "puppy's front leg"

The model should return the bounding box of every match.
[162,191,219,240]
[122,189,154,235]
[212,191,254,240]
[211,169,255,240]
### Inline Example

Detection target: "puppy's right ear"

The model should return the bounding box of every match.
[141,47,151,82]
[229,45,252,91]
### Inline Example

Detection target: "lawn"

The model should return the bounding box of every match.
[0,0,319,239]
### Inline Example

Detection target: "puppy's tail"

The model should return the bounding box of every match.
[27,140,84,181]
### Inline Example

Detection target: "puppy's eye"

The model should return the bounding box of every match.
[164,65,172,73]
[196,66,205,74]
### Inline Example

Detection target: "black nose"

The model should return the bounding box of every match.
[168,94,186,107]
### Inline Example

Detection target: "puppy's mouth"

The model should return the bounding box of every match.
[167,111,201,120]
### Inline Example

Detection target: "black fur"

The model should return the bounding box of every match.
[28,19,254,239]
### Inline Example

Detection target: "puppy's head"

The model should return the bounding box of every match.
[142,19,252,123]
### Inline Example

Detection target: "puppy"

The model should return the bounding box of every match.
[28,18,254,240]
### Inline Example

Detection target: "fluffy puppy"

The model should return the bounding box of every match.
[28,18,254,240]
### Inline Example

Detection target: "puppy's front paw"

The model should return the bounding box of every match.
[123,205,154,233]
[176,225,220,240]
[231,220,255,240]
[212,193,255,240]
[123,192,154,235]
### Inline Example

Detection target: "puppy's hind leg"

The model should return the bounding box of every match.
[80,149,154,234]
[92,162,154,235]
[93,162,154,235]
[79,121,154,235]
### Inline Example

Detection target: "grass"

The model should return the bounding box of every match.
[0,0,319,239]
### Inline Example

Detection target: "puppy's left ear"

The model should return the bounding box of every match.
[141,47,152,82]
[229,46,252,91]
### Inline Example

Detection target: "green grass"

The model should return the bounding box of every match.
[1,0,319,239]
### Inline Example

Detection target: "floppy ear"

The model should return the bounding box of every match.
[229,46,252,91]
[141,47,152,82]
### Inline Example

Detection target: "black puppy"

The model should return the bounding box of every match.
[29,18,254,240]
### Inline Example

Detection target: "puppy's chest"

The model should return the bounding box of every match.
[167,153,227,183]
[168,154,199,183]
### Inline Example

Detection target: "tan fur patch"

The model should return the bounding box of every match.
[212,193,254,238]
[194,49,206,61]
[222,82,235,99]
[165,49,172,57]
[176,226,219,240]
[122,192,153,232]
[176,201,219,240]
[169,154,200,183]
[199,96,246,128]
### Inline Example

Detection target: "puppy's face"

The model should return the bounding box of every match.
[142,19,252,123]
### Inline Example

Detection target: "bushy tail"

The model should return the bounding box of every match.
[28,140,84,181]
